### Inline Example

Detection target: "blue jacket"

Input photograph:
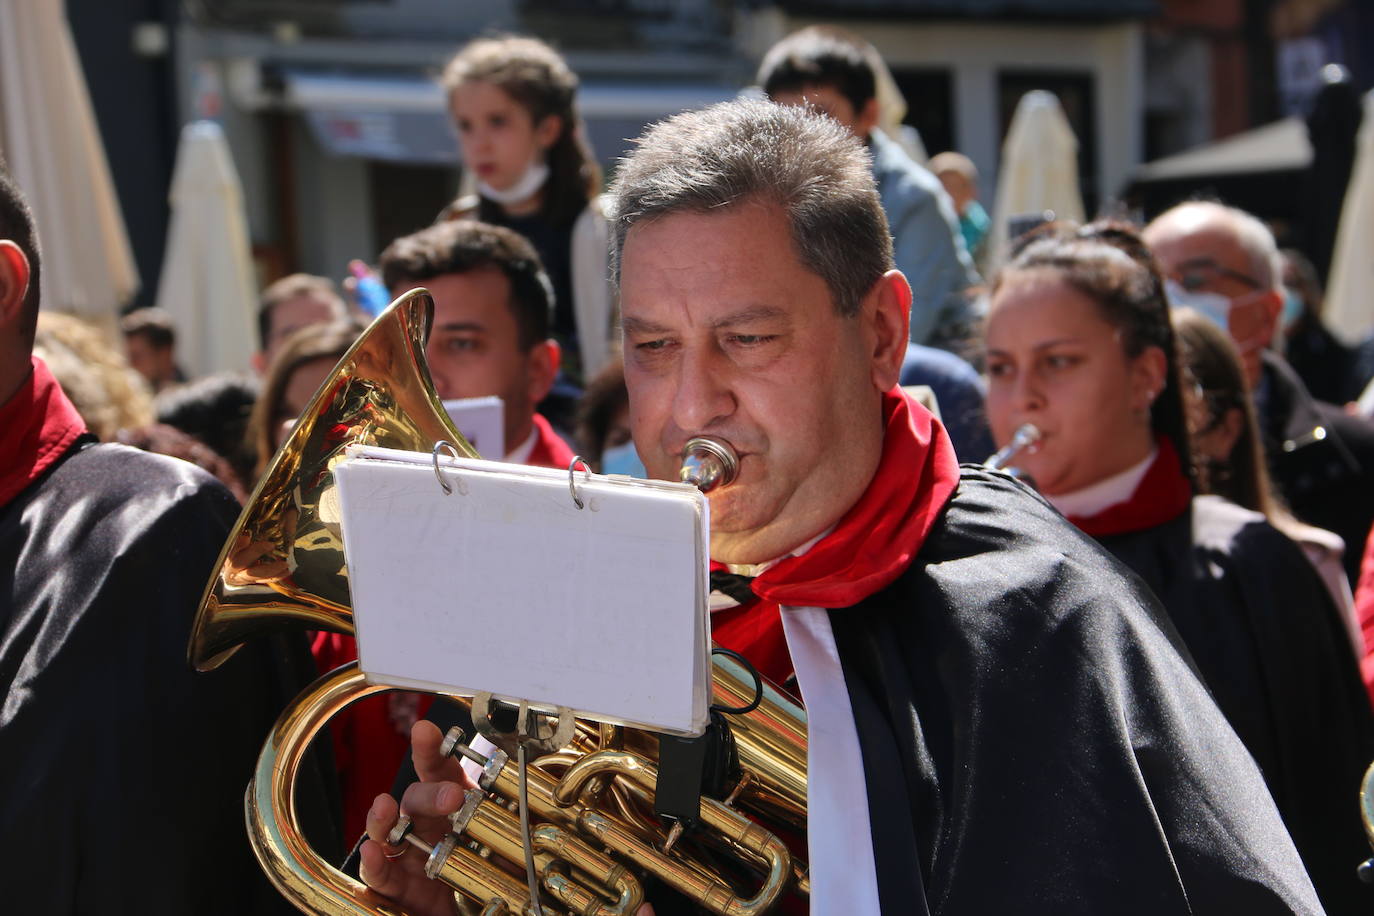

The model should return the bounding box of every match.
[870,130,980,347]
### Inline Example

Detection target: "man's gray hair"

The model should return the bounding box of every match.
[609,98,893,317]
[1150,200,1284,292]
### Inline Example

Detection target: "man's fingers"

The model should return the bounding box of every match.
[401,779,467,819]
[412,720,472,787]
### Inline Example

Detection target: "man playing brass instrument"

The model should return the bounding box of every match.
[362,101,1324,913]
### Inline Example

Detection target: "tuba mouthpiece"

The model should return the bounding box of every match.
[679,437,740,493]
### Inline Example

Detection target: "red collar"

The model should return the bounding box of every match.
[1064,436,1193,537]
[751,387,961,608]
[525,412,576,470]
[0,357,89,509]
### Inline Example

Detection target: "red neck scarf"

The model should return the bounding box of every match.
[0,357,88,510]
[526,412,576,470]
[711,388,960,683]
[1064,436,1193,537]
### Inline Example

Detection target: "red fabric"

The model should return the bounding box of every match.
[0,357,87,510]
[712,388,961,683]
[315,409,570,844]
[525,412,575,469]
[1063,437,1193,538]
[1354,521,1374,707]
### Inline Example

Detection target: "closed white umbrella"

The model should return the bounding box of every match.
[988,90,1086,271]
[154,121,257,378]
[1323,90,1374,346]
[0,0,139,315]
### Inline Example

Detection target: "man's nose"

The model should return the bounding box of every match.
[672,346,735,433]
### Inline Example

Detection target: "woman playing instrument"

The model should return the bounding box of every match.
[983,221,1374,915]
[439,36,614,385]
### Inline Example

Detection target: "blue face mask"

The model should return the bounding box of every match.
[600,441,646,478]
[1165,278,1232,330]
[1280,288,1304,330]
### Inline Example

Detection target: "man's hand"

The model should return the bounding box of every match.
[358,720,475,916]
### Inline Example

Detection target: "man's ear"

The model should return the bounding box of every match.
[868,270,911,392]
[854,97,881,138]
[0,240,31,325]
[527,338,561,404]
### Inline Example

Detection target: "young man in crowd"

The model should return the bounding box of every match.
[253,272,350,374]
[359,101,1325,915]
[379,219,572,467]
[120,306,184,391]
[758,26,979,353]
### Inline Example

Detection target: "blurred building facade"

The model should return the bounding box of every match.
[64,0,1370,301]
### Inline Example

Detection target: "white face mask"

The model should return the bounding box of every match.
[477,158,550,206]
[1165,278,1232,330]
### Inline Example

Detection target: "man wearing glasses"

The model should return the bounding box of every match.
[1145,201,1374,585]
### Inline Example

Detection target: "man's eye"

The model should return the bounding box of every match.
[444,337,478,352]
[729,334,776,346]
[635,339,668,351]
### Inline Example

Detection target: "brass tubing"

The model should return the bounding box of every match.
[551,751,793,916]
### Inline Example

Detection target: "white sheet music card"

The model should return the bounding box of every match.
[333,445,711,736]
[442,396,504,458]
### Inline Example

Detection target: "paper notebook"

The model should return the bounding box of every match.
[442,396,503,459]
[333,445,711,737]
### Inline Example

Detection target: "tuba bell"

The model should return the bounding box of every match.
[189,290,808,915]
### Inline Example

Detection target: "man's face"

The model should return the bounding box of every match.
[262,294,340,369]
[125,334,175,388]
[1143,212,1281,388]
[769,84,877,140]
[400,266,554,454]
[619,202,901,565]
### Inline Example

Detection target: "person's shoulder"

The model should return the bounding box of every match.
[916,467,1145,606]
[1190,494,1322,575]
[869,130,941,201]
[58,441,237,517]
[900,342,981,389]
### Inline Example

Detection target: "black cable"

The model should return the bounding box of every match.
[710,647,764,715]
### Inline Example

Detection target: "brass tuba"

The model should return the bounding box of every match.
[188,291,808,915]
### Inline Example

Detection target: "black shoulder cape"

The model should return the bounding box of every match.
[0,439,339,913]
[833,467,1325,915]
[1097,494,1374,915]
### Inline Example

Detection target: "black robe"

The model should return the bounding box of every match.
[1259,350,1374,584]
[832,468,1323,914]
[1095,494,1374,915]
[0,438,340,913]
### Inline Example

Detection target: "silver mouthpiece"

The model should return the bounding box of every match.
[679,437,740,493]
[986,423,1042,471]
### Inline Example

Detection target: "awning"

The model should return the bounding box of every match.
[279,70,738,166]
[1132,117,1312,184]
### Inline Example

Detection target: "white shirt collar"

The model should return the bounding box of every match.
[1044,445,1157,519]
[502,424,539,465]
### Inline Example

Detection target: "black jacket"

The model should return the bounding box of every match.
[0,439,339,913]
[1259,350,1374,583]
[1098,494,1374,915]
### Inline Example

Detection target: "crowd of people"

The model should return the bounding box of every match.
[6,22,1374,916]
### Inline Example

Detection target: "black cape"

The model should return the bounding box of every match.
[0,438,340,913]
[1260,351,1374,584]
[832,468,1323,914]
[1096,494,1374,915]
